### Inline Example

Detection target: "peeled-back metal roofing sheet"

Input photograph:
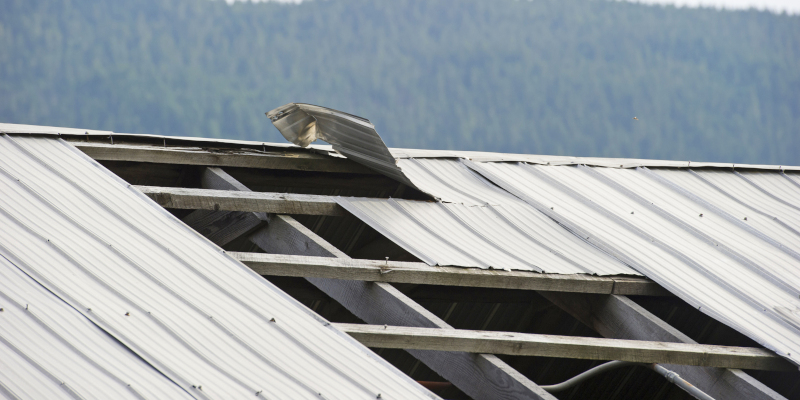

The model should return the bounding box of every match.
[466,161,800,367]
[0,135,437,400]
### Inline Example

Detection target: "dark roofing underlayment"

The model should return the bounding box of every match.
[0,134,438,399]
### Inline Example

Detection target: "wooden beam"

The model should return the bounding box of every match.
[72,142,375,174]
[540,292,789,399]
[250,215,557,400]
[134,185,347,216]
[232,252,669,296]
[333,323,792,371]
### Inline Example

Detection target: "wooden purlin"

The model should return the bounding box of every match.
[73,141,374,174]
[135,185,347,216]
[233,252,668,296]
[333,323,792,371]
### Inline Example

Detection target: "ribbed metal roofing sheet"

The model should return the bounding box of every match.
[465,161,800,367]
[336,158,637,276]
[0,134,437,400]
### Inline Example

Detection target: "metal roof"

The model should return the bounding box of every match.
[0,134,437,399]
[465,161,800,367]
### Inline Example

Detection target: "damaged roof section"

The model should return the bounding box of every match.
[262,104,800,370]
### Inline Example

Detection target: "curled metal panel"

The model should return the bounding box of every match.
[0,135,438,400]
[466,162,800,367]
[267,103,415,188]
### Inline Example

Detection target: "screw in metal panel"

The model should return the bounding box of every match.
[125,312,130,316]
[699,213,703,217]
[270,318,276,322]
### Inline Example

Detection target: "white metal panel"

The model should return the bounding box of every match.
[0,256,192,400]
[591,167,800,294]
[0,135,437,400]
[396,159,521,206]
[738,171,800,208]
[467,161,800,367]
[648,168,800,254]
[336,197,637,275]
[693,170,800,232]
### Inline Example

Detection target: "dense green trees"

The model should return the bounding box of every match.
[1,0,798,164]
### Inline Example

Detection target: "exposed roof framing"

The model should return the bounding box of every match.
[208,167,558,400]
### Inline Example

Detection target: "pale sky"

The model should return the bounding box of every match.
[226,0,800,14]
[622,0,800,14]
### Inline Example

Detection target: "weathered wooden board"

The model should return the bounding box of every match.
[233,252,668,296]
[334,323,792,371]
[135,185,347,216]
[73,142,374,174]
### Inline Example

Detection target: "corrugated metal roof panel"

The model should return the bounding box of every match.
[396,159,521,206]
[465,161,800,367]
[0,135,437,400]
[648,168,800,254]
[692,170,800,233]
[0,255,193,400]
[336,159,637,276]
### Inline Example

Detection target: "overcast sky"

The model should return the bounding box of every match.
[622,0,800,13]
[228,0,800,14]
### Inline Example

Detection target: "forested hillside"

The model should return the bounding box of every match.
[1,0,798,164]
